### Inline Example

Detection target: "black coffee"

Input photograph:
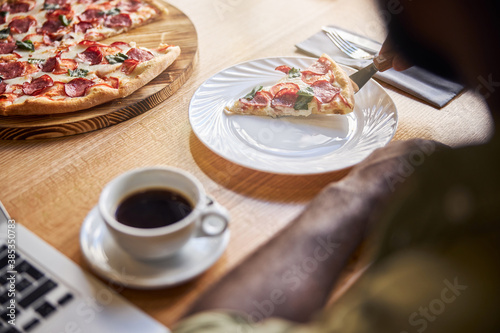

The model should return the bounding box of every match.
[115,188,193,229]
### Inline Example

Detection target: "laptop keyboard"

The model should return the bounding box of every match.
[0,244,75,333]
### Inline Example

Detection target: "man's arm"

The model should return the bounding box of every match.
[186,140,440,323]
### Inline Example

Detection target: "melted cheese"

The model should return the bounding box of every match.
[5,0,159,44]
[0,0,169,105]
[229,66,349,117]
[4,43,174,105]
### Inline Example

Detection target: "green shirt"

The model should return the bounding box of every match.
[174,138,500,333]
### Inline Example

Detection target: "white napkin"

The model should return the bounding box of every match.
[296,26,465,108]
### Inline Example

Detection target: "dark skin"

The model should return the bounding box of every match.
[185,0,500,323]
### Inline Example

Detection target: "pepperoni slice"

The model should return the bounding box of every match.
[240,91,273,107]
[275,65,291,74]
[64,78,94,97]
[121,58,139,75]
[271,88,299,108]
[0,43,16,55]
[0,82,6,94]
[5,2,31,14]
[0,62,25,79]
[303,56,332,76]
[119,0,142,12]
[269,82,300,97]
[74,21,93,33]
[105,13,132,28]
[46,4,74,21]
[39,19,63,34]
[79,8,104,22]
[42,33,63,45]
[126,48,153,62]
[41,54,58,72]
[157,44,174,52]
[22,75,54,96]
[301,72,323,85]
[84,31,105,40]
[100,46,121,58]
[53,58,77,75]
[78,40,107,47]
[39,81,65,98]
[78,46,103,65]
[110,41,129,50]
[8,16,36,34]
[102,76,119,89]
[310,80,340,104]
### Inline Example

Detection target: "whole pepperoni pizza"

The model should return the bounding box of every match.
[0,0,180,116]
[225,54,358,117]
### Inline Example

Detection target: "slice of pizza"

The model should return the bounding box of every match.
[0,40,180,115]
[226,54,358,117]
[0,0,165,49]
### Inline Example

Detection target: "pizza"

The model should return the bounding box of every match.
[0,0,180,116]
[225,54,358,117]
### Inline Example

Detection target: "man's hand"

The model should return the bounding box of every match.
[379,39,412,72]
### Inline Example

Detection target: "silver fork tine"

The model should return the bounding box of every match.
[323,29,374,60]
[327,30,371,59]
[328,31,357,54]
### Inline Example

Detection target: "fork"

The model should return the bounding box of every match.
[322,28,394,90]
[322,28,375,61]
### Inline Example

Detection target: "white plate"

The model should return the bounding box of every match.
[80,206,230,289]
[189,57,398,175]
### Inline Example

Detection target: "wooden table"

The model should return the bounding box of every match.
[0,0,493,328]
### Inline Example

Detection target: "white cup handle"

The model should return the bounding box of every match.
[195,198,229,237]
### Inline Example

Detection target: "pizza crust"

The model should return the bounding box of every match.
[119,45,180,97]
[0,46,180,116]
[321,54,357,114]
[143,0,170,16]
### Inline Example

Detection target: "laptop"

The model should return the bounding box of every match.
[0,201,169,333]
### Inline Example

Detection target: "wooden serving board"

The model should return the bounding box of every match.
[0,2,197,140]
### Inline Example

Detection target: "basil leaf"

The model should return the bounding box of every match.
[0,27,10,40]
[98,8,120,16]
[28,58,45,64]
[106,8,121,16]
[44,3,60,10]
[59,14,70,26]
[294,87,314,110]
[288,67,301,78]
[0,11,8,17]
[297,87,314,97]
[105,52,128,64]
[244,86,263,100]
[15,40,34,52]
[68,68,89,78]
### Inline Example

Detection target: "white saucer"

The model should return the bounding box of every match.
[79,206,230,289]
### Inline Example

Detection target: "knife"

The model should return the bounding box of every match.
[350,51,395,92]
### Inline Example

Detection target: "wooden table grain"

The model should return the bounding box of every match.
[0,0,493,327]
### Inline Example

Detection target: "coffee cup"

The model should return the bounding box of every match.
[99,166,229,260]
